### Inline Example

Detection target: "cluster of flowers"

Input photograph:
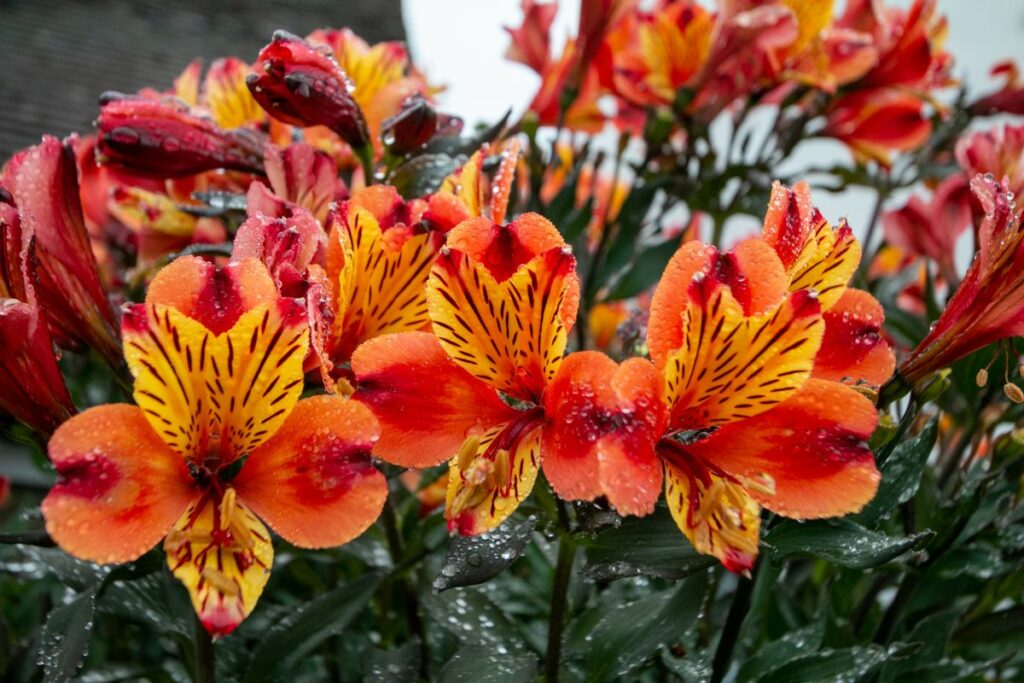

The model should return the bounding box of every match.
[1,0,1022,640]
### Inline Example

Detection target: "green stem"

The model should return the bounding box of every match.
[381,497,431,679]
[856,184,889,285]
[193,613,215,683]
[710,569,755,683]
[545,533,576,683]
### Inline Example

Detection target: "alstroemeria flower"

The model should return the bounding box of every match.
[2,137,122,368]
[352,213,579,534]
[96,94,265,177]
[108,186,227,265]
[969,60,1024,117]
[41,256,387,636]
[247,31,370,153]
[955,124,1024,200]
[901,175,1024,386]
[881,175,971,282]
[0,299,76,438]
[542,185,889,572]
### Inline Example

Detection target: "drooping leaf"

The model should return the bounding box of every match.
[582,507,716,581]
[568,569,710,681]
[856,419,938,526]
[764,519,931,569]
[433,516,537,592]
[242,573,381,683]
[436,644,537,683]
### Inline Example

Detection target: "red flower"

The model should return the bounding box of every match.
[248,31,370,152]
[955,124,1024,200]
[96,94,264,177]
[882,175,972,282]
[969,60,1024,117]
[901,175,1024,385]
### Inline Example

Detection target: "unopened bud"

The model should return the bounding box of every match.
[381,94,438,155]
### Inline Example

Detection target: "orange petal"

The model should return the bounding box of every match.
[444,214,566,281]
[647,240,718,369]
[429,231,576,401]
[202,57,265,130]
[145,256,278,335]
[352,332,518,468]
[661,448,760,575]
[42,405,194,564]
[235,396,387,548]
[684,378,880,519]
[663,279,823,431]
[122,298,308,462]
[542,352,666,516]
[165,489,272,638]
[447,418,543,536]
[815,289,895,386]
[329,200,442,361]
[788,218,861,311]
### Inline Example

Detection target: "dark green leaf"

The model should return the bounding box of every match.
[757,644,898,683]
[391,154,462,199]
[423,588,532,655]
[363,641,421,683]
[856,419,938,526]
[432,516,537,592]
[880,607,964,683]
[436,644,537,683]
[582,508,715,581]
[764,519,931,569]
[38,583,101,683]
[569,570,710,681]
[606,234,683,300]
[242,573,380,683]
[737,619,825,683]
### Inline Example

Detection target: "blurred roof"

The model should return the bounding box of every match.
[0,0,404,159]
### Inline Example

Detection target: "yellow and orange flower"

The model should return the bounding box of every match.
[41,256,387,636]
[352,211,580,535]
[541,181,892,572]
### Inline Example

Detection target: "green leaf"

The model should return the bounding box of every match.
[568,569,710,681]
[764,519,932,569]
[390,153,462,199]
[437,644,537,683]
[737,619,825,682]
[423,588,533,655]
[433,516,537,592]
[856,418,938,526]
[582,507,715,581]
[37,582,101,683]
[242,573,380,683]
[756,644,897,683]
[363,641,421,683]
[880,607,964,683]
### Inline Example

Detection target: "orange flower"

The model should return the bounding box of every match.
[901,175,1024,385]
[352,212,579,535]
[41,256,387,636]
[542,182,890,573]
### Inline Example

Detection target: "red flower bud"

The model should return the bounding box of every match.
[381,95,438,155]
[232,207,324,298]
[96,93,264,177]
[247,31,370,151]
[0,299,76,438]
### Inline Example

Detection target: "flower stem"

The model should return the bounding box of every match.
[193,613,215,683]
[710,569,755,683]
[381,496,431,679]
[545,532,576,683]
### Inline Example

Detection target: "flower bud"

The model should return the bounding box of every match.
[381,95,438,155]
[247,31,370,151]
[96,93,264,177]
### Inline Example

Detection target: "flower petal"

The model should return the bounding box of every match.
[542,352,666,516]
[235,396,387,548]
[165,489,272,638]
[429,227,576,400]
[202,57,266,130]
[684,378,880,519]
[663,279,823,431]
[447,419,542,536]
[815,288,895,386]
[662,450,761,575]
[352,332,518,467]
[42,405,194,564]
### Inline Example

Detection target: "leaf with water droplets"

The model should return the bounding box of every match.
[567,569,710,680]
[756,644,914,683]
[736,619,826,683]
[242,573,381,683]
[391,153,462,199]
[582,507,715,581]
[16,545,110,591]
[764,519,932,569]
[436,644,537,683]
[363,641,421,683]
[38,582,101,683]
[423,588,532,655]
[433,516,537,592]
[855,418,937,526]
